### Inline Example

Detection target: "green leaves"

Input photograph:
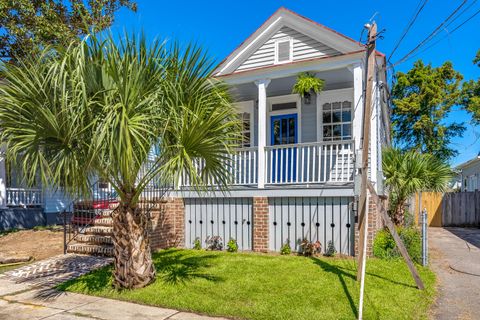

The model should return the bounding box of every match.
[0,0,136,63]
[0,31,240,205]
[292,72,324,97]
[391,60,464,161]
[460,49,480,124]
[382,147,452,222]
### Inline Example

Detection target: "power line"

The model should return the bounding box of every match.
[388,0,429,62]
[442,0,478,30]
[394,5,480,66]
[390,0,468,68]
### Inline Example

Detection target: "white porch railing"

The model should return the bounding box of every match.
[265,140,355,184]
[180,147,258,186]
[179,141,354,188]
[6,188,43,207]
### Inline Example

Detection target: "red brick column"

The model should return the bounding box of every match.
[149,197,185,250]
[253,196,269,252]
[355,193,382,257]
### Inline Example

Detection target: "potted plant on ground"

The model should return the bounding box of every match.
[292,72,325,104]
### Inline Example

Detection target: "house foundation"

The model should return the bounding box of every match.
[148,197,185,250]
[149,195,383,257]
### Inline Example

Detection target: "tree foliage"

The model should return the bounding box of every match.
[382,147,452,225]
[0,0,136,63]
[391,60,464,161]
[461,49,480,124]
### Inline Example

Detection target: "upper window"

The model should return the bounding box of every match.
[322,101,352,141]
[271,102,297,111]
[275,38,292,64]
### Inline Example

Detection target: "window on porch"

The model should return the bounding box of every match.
[322,101,352,141]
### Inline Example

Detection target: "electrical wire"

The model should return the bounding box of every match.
[388,0,429,62]
[397,6,480,65]
[390,0,468,68]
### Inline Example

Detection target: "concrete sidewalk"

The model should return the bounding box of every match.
[0,254,227,320]
[0,279,226,319]
[429,227,480,320]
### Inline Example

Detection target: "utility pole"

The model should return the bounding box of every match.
[357,22,377,283]
[357,21,376,320]
[357,21,425,320]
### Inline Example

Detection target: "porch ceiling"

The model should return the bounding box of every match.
[229,68,353,100]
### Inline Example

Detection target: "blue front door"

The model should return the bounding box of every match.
[271,114,297,183]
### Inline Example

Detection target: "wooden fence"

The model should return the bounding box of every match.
[442,192,480,227]
[413,191,480,227]
[413,192,443,227]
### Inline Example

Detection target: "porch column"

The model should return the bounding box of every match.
[0,146,7,208]
[351,63,364,152]
[255,79,270,189]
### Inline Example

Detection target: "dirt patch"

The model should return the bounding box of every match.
[0,229,63,261]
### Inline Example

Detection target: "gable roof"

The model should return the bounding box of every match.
[456,156,480,171]
[214,7,365,77]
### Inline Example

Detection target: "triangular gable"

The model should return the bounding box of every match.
[236,26,342,72]
[214,7,364,76]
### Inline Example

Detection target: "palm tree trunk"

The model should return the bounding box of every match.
[111,196,156,289]
[393,201,405,226]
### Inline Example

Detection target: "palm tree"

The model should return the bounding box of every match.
[382,147,452,225]
[0,33,240,289]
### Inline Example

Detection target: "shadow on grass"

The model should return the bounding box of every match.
[57,249,222,292]
[153,249,222,284]
[311,258,358,319]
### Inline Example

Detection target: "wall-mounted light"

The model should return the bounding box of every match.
[303,92,311,105]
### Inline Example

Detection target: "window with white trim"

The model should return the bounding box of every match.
[322,101,352,141]
[239,111,252,147]
[275,38,292,64]
[235,101,254,148]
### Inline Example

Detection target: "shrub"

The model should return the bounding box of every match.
[324,241,336,257]
[205,236,223,251]
[226,238,238,252]
[403,209,415,227]
[300,239,321,257]
[280,240,292,255]
[373,227,422,264]
[193,237,202,250]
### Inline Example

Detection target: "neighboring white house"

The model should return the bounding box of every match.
[456,155,480,192]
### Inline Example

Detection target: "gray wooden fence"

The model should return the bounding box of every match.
[268,197,354,255]
[442,192,480,227]
[184,198,253,250]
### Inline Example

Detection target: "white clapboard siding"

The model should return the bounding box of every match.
[236,26,341,72]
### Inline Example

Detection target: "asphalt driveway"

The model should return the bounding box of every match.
[429,227,480,320]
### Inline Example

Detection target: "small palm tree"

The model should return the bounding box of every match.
[0,33,240,289]
[382,147,452,225]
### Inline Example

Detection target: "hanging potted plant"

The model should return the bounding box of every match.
[292,72,325,104]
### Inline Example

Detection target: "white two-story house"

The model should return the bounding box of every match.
[174,7,390,255]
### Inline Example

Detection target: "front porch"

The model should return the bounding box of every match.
[180,140,354,188]
[181,63,365,190]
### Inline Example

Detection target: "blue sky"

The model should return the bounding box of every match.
[111,0,480,166]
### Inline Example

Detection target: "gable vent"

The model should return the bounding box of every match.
[276,38,292,64]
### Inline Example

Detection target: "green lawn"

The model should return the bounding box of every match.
[59,249,436,320]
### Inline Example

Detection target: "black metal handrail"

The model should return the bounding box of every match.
[62,176,172,254]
